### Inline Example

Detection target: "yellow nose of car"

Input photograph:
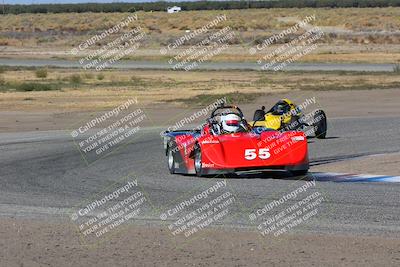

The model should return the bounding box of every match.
[252,113,283,130]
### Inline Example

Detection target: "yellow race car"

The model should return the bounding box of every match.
[250,99,327,139]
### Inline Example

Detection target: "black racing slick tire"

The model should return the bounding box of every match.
[167,144,176,174]
[287,115,302,131]
[194,146,204,177]
[314,110,327,139]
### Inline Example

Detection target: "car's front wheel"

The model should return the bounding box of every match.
[194,146,204,177]
[167,145,176,174]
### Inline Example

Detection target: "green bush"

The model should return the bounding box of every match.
[97,73,105,80]
[35,68,48,78]
[69,74,82,84]
[16,82,60,91]
[0,76,5,86]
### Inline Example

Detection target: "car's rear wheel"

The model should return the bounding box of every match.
[167,145,176,174]
[314,110,327,139]
[194,146,203,177]
[287,115,302,131]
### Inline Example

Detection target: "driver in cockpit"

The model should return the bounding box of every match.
[211,113,247,135]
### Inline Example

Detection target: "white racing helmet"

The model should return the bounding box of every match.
[220,113,241,133]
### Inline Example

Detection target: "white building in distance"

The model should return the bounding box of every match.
[167,6,181,13]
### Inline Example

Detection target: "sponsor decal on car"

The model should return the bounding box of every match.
[201,140,220,144]
[202,163,215,168]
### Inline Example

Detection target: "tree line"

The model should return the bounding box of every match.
[2,0,400,14]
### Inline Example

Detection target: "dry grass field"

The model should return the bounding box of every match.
[0,67,399,111]
[2,8,400,36]
[1,8,399,111]
[1,8,400,63]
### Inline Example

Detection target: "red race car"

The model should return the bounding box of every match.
[163,105,309,177]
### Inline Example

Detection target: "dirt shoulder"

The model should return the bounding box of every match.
[1,217,399,267]
[0,88,399,133]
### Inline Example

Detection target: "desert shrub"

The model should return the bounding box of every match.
[97,73,105,80]
[0,66,7,73]
[35,68,48,78]
[69,74,82,84]
[16,82,60,91]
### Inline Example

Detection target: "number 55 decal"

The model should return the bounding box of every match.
[244,148,271,160]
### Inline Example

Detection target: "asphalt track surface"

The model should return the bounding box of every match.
[0,58,396,72]
[1,116,400,237]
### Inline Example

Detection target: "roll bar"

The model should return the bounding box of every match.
[210,104,244,119]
